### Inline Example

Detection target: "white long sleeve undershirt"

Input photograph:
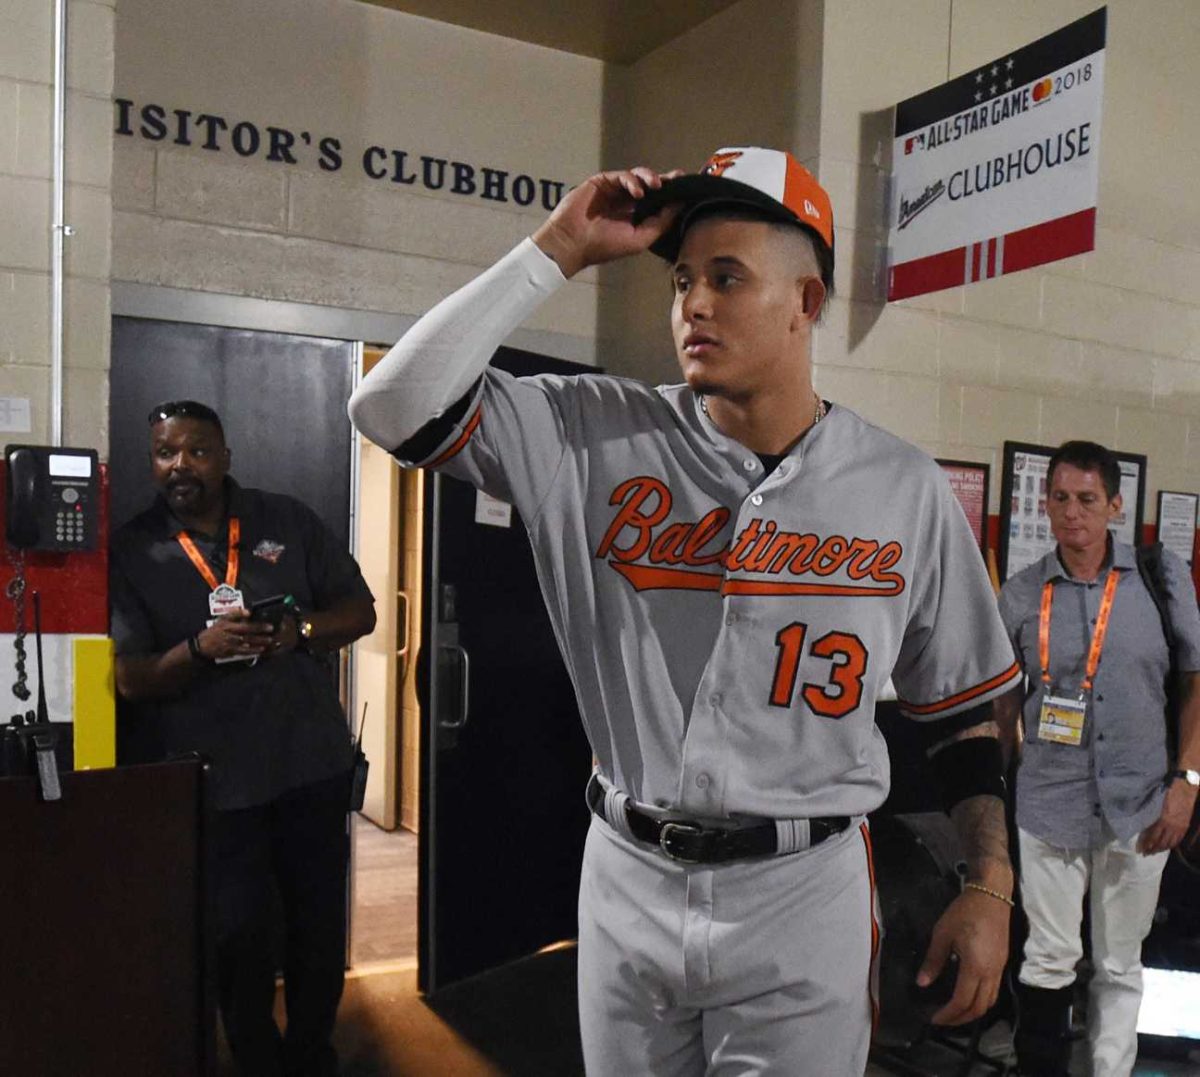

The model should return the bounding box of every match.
[347,237,566,451]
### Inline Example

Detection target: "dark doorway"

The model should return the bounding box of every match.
[419,347,596,994]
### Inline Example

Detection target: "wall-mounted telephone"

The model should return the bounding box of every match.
[4,445,100,552]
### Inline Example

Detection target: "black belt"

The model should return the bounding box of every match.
[586,776,850,864]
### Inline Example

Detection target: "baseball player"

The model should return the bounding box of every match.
[350,147,1021,1075]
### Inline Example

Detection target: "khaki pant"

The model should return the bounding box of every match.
[1018,827,1169,1077]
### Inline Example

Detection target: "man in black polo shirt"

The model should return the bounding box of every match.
[110,400,376,1077]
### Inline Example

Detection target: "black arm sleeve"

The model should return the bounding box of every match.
[912,701,994,753]
[929,735,1006,811]
[913,701,1005,811]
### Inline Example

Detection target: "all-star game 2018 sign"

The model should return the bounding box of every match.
[888,8,1106,301]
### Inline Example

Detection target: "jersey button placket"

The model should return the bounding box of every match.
[679,683,726,815]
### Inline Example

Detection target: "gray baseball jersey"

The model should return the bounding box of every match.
[353,237,1021,1074]
[391,327,1019,823]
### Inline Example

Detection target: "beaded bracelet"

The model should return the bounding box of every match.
[964,881,1014,907]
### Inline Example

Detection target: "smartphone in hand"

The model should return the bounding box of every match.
[248,593,294,630]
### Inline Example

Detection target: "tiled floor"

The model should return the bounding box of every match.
[350,817,418,967]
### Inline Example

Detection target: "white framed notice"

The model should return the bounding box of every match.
[474,490,513,528]
[1156,490,1198,567]
[889,7,1107,300]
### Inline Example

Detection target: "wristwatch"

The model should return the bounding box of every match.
[288,609,312,652]
[1170,768,1200,787]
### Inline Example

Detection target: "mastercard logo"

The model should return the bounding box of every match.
[1032,78,1053,102]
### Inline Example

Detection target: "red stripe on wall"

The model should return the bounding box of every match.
[891,207,1095,302]
[1003,208,1096,276]
[888,247,967,301]
[987,514,1001,556]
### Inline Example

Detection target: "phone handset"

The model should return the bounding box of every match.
[5,447,41,548]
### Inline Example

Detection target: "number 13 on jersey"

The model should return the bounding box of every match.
[770,621,868,718]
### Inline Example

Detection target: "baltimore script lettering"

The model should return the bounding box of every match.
[595,477,907,597]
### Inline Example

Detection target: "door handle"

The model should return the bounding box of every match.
[439,643,471,730]
[456,644,470,729]
[396,590,410,657]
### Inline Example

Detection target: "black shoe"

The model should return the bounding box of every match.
[1013,982,1074,1077]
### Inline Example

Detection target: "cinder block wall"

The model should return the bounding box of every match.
[13,0,1193,500]
[599,0,826,382]
[1,0,113,450]
[810,0,1200,520]
[112,0,607,369]
[610,0,1200,522]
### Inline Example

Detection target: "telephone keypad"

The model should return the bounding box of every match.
[54,509,86,545]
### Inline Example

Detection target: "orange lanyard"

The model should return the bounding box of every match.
[1038,567,1120,693]
[176,518,240,591]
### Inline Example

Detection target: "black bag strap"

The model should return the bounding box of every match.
[1136,542,1177,655]
[1137,542,1185,757]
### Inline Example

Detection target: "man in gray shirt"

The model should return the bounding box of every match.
[996,440,1200,1077]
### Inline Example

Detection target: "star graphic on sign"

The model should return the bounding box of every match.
[975,91,982,102]
[990,82,998,95]
[1005,77,1013,89]
[990,64,999,77]
[976,70,984,84]
[1006,57,1014,70]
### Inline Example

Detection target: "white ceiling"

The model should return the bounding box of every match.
[359,0,744,64]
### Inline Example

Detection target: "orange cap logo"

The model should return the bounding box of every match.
[703,151,743,178]
[1032,78,1053,103]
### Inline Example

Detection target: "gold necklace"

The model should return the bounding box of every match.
[700,394,827,427]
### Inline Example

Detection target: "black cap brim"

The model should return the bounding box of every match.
[632,174,809,262]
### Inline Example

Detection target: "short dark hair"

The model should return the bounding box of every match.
[1047,440,1120,500]
[147,400,225,439]
[679,203,835,295]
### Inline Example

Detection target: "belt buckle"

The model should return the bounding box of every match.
[659,821,705,863]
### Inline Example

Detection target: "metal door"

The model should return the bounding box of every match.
[419,347,594,993]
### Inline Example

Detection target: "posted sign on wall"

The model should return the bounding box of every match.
[888,7,1106,301]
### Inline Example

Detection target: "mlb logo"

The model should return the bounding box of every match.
[904,137,916,155]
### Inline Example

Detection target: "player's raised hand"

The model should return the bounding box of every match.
[532,167,683,278]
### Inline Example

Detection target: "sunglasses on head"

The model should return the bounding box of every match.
[147,400,223,427]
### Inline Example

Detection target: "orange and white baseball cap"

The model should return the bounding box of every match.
[634,146,834,276]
